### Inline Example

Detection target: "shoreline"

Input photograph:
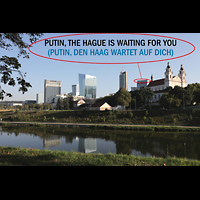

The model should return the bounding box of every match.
[1,121,200,132]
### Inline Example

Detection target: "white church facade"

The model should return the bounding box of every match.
[147,62,187,102]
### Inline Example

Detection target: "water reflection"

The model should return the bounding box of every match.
[78,138,97,153]
[1,126,200,160]
[43,136,61,148]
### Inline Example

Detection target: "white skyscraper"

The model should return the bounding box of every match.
[36,93,44,104]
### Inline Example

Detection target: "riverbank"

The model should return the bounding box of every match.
[1,121,200,132]
[1,146,200,166]
[1,109,200,127]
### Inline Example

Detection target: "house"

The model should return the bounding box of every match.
[90,102,112,111]
[147,62,187,102]
[73,99,86,108]
[78,103,90,110]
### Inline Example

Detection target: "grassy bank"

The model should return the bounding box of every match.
[2,121,200,132]
[1,147,200,166]
[1,109,200,126]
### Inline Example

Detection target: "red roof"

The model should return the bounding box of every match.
[147,78,165,87]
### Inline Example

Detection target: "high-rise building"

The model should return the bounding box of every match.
[44,80,61,103]
[137,80,147,90]
[119,71,128,90]
[79,74,97,98]
[72,84,79,96]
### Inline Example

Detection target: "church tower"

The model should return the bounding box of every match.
[151,74,154,81]
[178,64,187,87]
[164,62,173,87]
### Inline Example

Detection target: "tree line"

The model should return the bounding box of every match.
[96,86,154,109]
[96,83,200,110]
[56,96,73,110]
[159,83,200,109]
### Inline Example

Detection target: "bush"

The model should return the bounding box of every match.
[128,112,134,119]
[188,114,193,121]
[173,118,177,124]
[43,116,46,122]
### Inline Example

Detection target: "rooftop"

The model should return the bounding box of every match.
[147,78,165,87]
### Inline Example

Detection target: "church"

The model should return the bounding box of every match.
[147,62,187,102]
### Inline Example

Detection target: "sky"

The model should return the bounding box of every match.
[0,33,200,101]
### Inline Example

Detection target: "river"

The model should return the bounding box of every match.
[1,126,200,160]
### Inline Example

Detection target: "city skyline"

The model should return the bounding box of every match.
[0,33,199,101]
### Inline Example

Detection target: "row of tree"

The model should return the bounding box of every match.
[96,86,154,109]
[159,83,200,109]
[56,96,73,110]
[97,83,200,110]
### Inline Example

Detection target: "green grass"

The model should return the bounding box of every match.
[0,147,200,166]
[2,122,200,133]
[1,109,200,127]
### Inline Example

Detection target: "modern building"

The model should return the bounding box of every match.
[147,62,187,102]
[119,71,128,90]
[36,93,44,104]
[131,87,137,91]
[44,80,61,103]
[137,79,148,90]
[25,100,36,104]
[72,84,79,96]
[46,93,68,106]
[79,74,97,99]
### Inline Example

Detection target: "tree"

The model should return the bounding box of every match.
[159,92,182,109]
[0,33,43,99]
[130,87,154,108]
[194,88,200,104]
[63,98,69,110]
[114,87,131,108]
[56,98,63,110]
[68,95,74,109]
[187,83,200,105]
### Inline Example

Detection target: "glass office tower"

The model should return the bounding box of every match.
[79,74,97,98]
[44,80,61,103]
[137,80,147,90]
